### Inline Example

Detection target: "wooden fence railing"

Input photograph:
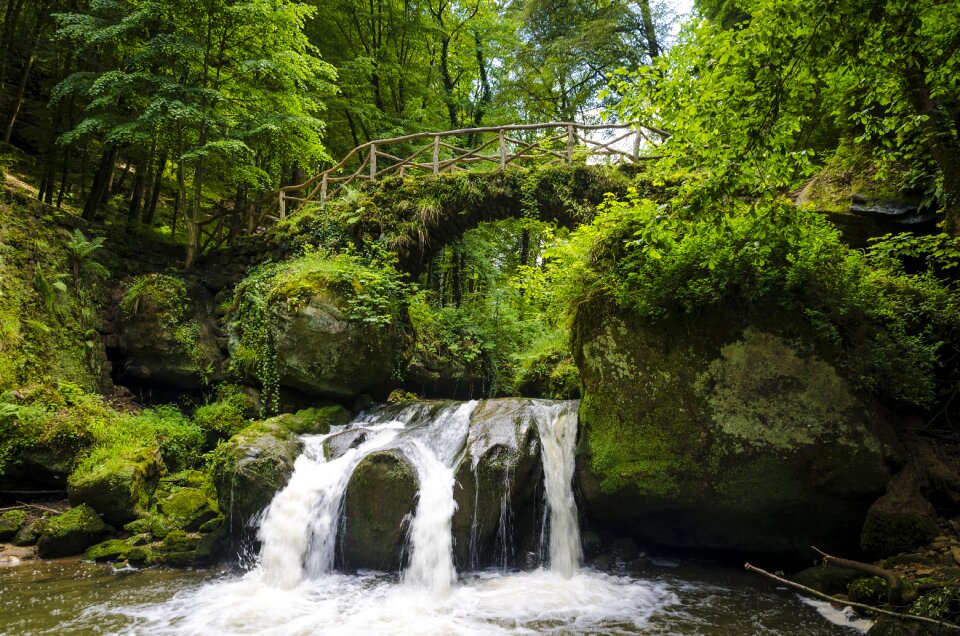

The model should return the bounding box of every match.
[273,121,669,219]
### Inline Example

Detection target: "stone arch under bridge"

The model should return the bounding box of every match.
[285,163,637,275]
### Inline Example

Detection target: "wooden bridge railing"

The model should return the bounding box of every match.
[274,121,670,219]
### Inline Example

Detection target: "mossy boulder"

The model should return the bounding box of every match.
[0,509,26,541]
[796,146,938,245]
[573,304,900,557]
[157,487,218,532]
[451,399,544,568]
[67,447,164,525]
[84,537,153,564]
[36,504,106,558]
[861,464,939,557]
[12,518,45,546]
[210,420,302,537]
[268,405,352,436]
[265,289,412,399]
[116,273,225,389]
[342,450,418,571]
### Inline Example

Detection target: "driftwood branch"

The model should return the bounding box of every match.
[812,545,909,605]
[744,562,960,632]
[16,501,62,514]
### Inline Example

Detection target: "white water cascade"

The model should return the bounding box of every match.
[103,399,694,635]
[535,401,583,577]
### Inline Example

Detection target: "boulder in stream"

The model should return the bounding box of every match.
[67,447,164,526]
[573,304,901,557]
[451,398,544,568]
[210,420,303,537]
[37,504,106,558]
[342,450,418,571]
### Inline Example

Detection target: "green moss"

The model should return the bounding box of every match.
[269,405,352,435]
[84,538,153,564]
[0,192,110,395]
[157,487,218,532]
[0,509,26,540]
[120,274,188,328]
[694,329,859,452]
[847,576,888,604]
[36,504,106,558]
[67,446,163,525]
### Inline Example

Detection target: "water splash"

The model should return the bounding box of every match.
[535,401,582,577]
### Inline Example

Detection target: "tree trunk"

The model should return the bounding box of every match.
[127,162,147,229]
[439,35,459,129]
[3,42,35,143]
[56,146,70,208]
[902,67,960,235]
[638,0,660,60]
[83,146,117,221]
[143,149,167,226]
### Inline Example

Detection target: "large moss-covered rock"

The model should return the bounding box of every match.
[451,399,544,568]
[342,450,418,571]
[0,509,26,541]
[84,537,153,564]
[115,273,225,389]
[37,504,106,558]
[67,447,164,525]
[266,290,412,398]
[861,464,939,557]
[210,420,302,537]
[157,487,218,532]
[573,304,901,557]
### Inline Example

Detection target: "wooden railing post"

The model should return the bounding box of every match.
[633,126,641,159]
[320,173,328,203]
[369,144,377,180]
[278,192,286,220]
[433,135,440,175]
[567,124,574,165]
[499,129,506,170]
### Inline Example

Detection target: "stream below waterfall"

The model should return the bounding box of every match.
[0,400,872,635]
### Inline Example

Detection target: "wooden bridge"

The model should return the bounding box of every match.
[274,121,669,219]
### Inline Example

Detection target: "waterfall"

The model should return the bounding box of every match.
[536,401,582,577]
[102,399,707,636]
[402,401,475,594]
[258,421,404,588]
[257,398,579,591]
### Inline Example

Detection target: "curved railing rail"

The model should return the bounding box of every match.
[273,121,669,219]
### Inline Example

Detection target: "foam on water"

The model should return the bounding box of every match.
[99,569,679,635]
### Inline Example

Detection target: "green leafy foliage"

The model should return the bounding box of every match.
[549,189,958,407]
[609,0,960,231]
[192,384,255,444]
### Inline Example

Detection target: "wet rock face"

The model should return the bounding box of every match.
[451,399,544,569]
[268,290,412,399]
[341,450,418,571]
[573,304,901,558]
[329,399,552,572]
[210,421,303,538]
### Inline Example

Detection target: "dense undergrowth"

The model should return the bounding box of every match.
[544,187,960,409]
